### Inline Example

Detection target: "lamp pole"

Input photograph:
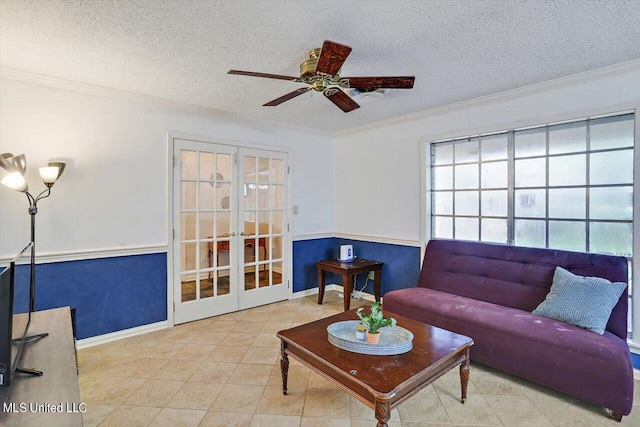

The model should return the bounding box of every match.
[25,187,51,314]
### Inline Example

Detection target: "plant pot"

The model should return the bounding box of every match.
[366,331,380,344]
[356,326,366,340]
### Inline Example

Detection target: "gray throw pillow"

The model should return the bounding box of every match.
[532,266,627,335]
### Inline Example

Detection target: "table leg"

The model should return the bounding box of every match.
[280,341,289,395]
[343,274,353,311]
[460,348,470,403]
[374,398,391,427]
[317,268,326,305]
[373,269,382,303]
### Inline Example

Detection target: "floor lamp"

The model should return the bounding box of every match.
[0,153,66,343]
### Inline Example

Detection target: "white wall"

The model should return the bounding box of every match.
[0,78,334,258]
[334,63,640,243]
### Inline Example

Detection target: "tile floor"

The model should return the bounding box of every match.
[78,291,640,427]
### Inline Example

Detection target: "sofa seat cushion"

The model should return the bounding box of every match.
[383,287,634,412]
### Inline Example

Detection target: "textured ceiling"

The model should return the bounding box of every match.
[1,0,639,133]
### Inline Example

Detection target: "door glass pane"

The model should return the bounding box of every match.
[549,221,585,252]
[216,153,230,184]
[244,156,257,182]
[590,115,634,150]
[590,222,632,257]
[515,189,545,218]
[218,183,231,209]
[455,191,479,215]
[549,154,586,186]
[244,211,256,235]
[244,184,256,209]
[181,213,196,240]
[515,219,546,248]
[200,276,213,299]
[199,183,214,210]
[258,211,269,236]
[515,129,546,158]
[455,139,479,163]
[199,212,214,239]
[245,269,258,291]
[455,164,478,189]
[258,158,270,183]
[272,261,283,286]
[481,161,507,188]
[272,210,283,233]
[181,243,196,271]
[433,191,453,215]
[481,190,507,217]
[216,212,230,236]
[434,143,453,165]
[434,216,453,238]
[181,150,197,179]
[549,122,586,154]
[481,134,508,161]
[548,188,585,219]
[481,218,507,243]
[199,242,211,270]
[455,217,478,241]
[181,182,196,210]
[590,186,633,220]
[199,152,214,181]
[258,184,270,209]
[515,158,546,187]
[272,185,284,209]
[271,236,283,259]
[590,149,633,185]
[271,159,284,183]
[433,166,453,190]
[217,270,230,295]
[181,273,196,302]
[216,241,230,267]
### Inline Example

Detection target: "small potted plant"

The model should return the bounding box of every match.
[356,302,397,344]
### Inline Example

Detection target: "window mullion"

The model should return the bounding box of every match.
[507,131,515,245]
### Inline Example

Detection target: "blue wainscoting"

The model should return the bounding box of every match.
[13,253,167,340]
[631,352,640,370]
[292,238,335,293]
[334,238,422,296]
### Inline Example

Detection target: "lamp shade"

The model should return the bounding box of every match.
[39,166,60,185]
[1,171,28,192]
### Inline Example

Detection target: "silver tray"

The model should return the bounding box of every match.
[327,320,414,355]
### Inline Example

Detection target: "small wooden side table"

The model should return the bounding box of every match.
[316,258,384,311]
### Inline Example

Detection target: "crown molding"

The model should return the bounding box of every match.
[0,66,333,137]
[335,59,640,137]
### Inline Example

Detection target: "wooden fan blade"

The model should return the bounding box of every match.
[346,76,415,90]
[263,87,312,106]
[324,88,360,113]
[228,70,299,81]
[315,40,352,76]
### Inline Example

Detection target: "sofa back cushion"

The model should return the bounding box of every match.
[419,239,629,339]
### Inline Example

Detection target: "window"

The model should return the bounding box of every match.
[430,112,635,336]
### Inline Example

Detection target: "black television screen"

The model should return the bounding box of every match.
[0,261,15,386]
[0,242,35,388]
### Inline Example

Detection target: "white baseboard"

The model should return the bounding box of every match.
[292,284,340,299]
[76,320,168,349]
[329,285,377,303]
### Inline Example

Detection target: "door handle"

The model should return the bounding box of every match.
[230,232,236,236]
[240,232,246,236]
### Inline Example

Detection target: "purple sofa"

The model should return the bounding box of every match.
[383,239,633,420]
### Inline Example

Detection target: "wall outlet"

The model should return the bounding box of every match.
[367,271,375,280]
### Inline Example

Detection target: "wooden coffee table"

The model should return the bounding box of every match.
[277,309,473,427]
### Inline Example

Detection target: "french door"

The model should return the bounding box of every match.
[172,138,290,324]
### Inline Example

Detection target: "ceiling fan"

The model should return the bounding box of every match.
[228,40,415,113]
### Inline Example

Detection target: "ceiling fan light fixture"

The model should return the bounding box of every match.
[348,88,390,103]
